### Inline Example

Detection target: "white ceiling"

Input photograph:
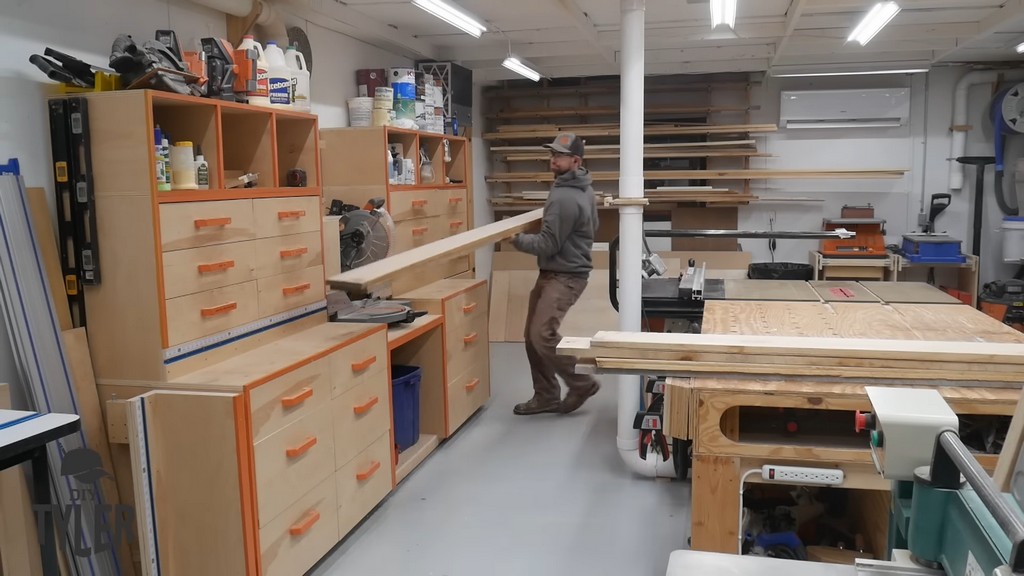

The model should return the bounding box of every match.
[306,0,1024,79]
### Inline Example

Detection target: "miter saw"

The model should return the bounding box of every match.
[326,198,426,325]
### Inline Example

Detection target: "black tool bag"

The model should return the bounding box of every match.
[109,34,199,95]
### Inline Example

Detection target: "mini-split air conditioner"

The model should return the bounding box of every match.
[779,88,910,129]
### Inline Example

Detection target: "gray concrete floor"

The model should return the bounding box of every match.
[310,343,691,576]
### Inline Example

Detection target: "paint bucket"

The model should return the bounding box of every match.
[374,86,394,109]
[394,98,417,121]
[415,70,427,100]
[356,68,387,98]
[389,67,416,85]
[415,100,426,119]
[347,97,374,127]
[1003,217,1024,262]
[392,82,416,100]
[372,108,391,127]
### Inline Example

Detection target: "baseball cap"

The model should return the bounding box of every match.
[543,132,584,158]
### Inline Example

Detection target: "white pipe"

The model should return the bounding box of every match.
[189,0,287,45]
[616,0,674,478]
[190,0,254,17]
[949,69,1024,190]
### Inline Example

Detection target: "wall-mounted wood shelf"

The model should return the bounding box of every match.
[499,151,772,162]
[489,105,758,120]
[487,169,908,183]
[484,124,778,141]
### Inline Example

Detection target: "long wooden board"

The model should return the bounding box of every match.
[581,331,1024,365]
[327,209,542,292]
[484,124,778,140]
[486,169,907,183]
[489,140,757,152]
[489,105,754,120]
[26,187,72,331]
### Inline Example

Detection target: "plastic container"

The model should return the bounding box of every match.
[748,262,814,280]
[373,86,394,109]
[347,97,374,127]
[1004,217,1024,262]
[391,365,422,453]
[154,125,167,191]
[169,141,197,190]
[239,36,270,106]
[285,44,310,112]
[356,68,386,97]
[194,146,210,190]
[394,98,416,120]
[372,108,390,127]
[264,41,292,108]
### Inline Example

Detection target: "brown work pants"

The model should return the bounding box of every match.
[524,271,599,402]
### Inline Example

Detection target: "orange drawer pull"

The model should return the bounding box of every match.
[411,199,428,208]
[412,227,429,236]
[282,282,312,296]
[449,220,464,229]
[200,301,237,318]
[351,356,377,372]
[286,436,317,458]
[280,387,313,408]
[197,260,235,274]
[280,246,309,259]
[288,510,321,536]
[353,396,380,415]
[462,302,477,314]
[356,460,381,481]
[463,332,479,344]
[448,197,464,204]
[278,210,306,220]
[194,217,232,229]
[465,378,481,392]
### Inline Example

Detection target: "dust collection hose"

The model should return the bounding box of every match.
[993,96,1021,217]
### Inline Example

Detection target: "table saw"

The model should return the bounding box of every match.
[666,387,1024,576]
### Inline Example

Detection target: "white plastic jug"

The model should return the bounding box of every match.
[264,41,292,108]
[286,45,311,112]
[238,35,270,107]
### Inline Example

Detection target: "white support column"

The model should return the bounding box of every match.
[616,0,675,478]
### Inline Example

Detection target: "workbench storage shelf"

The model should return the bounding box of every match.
[77,89,325,383]
[321,127,475,292]
[148,91,321,202]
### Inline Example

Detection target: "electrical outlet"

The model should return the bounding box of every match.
[761,465,844,486]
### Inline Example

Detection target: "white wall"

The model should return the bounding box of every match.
[0,0,411,408]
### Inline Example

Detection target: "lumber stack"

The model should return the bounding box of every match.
[487,169,907,183]
[558,331,1024,387]
[483,124,779,140]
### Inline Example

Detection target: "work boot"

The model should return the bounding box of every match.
[513,396,561,415]
[561,382,600,414]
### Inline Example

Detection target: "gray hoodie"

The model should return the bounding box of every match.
[512,168,598,275]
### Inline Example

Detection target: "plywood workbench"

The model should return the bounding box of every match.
[664,298,1024,557]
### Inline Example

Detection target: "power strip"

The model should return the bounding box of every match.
[761,464,844,486]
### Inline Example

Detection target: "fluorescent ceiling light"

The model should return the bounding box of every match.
[1016,41,1024,54]
[502,57,541,82]
[847,2,901,46]
[771,68,927,77]
[412,0,487,38]
[710,0,737,30]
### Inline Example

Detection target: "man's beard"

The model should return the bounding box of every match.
[552,165,573,177]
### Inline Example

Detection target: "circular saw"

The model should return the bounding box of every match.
[338,198,394,271]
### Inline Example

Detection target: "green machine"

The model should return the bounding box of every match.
[864,387,1024,576]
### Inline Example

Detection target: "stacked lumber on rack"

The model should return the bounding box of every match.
[643,186,756,205]
[558,331,1024,387]
[487,169,908,183]
[484,124,778,140]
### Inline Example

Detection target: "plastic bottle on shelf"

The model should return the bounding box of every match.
[264,41,292,109]
[239,35,270,107]
[195,145,210,190]
[154,125,167,191]
[170,141,198,190]
[286,44,311,112]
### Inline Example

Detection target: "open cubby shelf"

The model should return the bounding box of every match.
[147,91,320,198]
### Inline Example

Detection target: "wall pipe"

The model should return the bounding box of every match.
[616,0,675,478]
[949,69,1024,191]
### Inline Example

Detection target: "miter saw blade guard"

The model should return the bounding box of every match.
[337,198,395,271]
[327,291,427,325]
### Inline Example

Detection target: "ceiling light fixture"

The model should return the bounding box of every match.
[710,0,737,30]
[502,56,542,82]
[412,0,487,38]
[847,1,901,46]
[1016,41,1024,54]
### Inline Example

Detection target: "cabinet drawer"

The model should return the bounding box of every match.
[445,189,468,216]
[445,312,489,380]
[160,199,255,251]
[444,282,488,334]
[259,474,338,576]
[337,433,392,539]
[164,281,259,346]
[448,362,489,434]
[255,406,335,527]
[253,231,324,279]
[329,330,387,397]
[161,242,258,299]
[333,372,390,468]
[254,197,321,239]
[257,266,325,317]
[392,216,445,254]
[388,189,450,221]
[250,357,331,443]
